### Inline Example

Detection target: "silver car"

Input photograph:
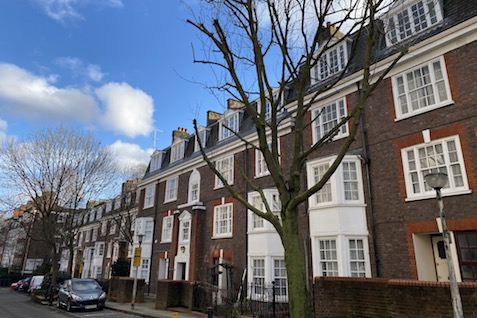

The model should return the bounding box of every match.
[57,278,106,311]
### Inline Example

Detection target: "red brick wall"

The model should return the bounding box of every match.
[314,277,477,318]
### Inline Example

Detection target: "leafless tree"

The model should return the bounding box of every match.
[110,180,141,253]
[188,1,406,317]
[0,126,118,304]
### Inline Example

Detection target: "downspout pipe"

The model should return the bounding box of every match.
[357,81,380,277]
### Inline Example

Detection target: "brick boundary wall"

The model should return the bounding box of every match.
[314,277,477,318]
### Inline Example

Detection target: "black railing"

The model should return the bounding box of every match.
[193,282,289,318]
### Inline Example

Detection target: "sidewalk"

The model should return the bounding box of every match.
[105,295,207,318]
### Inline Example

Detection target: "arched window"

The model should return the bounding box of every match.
[188,169,201,203]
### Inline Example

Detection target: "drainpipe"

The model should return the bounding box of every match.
[147,181,160,294]
[357,81,380,277]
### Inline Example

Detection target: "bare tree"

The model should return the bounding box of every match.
[0,126,118,303]
[187,1,406,317]
[110,180,141,254]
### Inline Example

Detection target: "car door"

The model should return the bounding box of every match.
[58,280,70,305]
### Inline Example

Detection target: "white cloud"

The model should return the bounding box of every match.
[35,0,124,23]
[0,63,156,142]
[108,140,153,172]
[86,64,105,82]
[96,82,155,138]
[56,56,106,82]
[0,63,100,123]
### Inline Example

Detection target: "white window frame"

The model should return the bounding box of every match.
[312,98,349,144]
[96,242,104,256]
[92,227,98,241]
[85,229,90,242]
[219,110,241,141]
[144,220,154,243]
[392,57,452,120]
[311,41,349,84]
[257,91,284,120]
[194,128,209,152]
[384,0,444,46]
[109,221,117,235]
[255,139,280,178]
[150,151,163,171]
[144,185,155,209]
[170,139,185,163]
[100,221,107,236]
[140,259,149,279]
[401,135,469,200]
[165,176,178,202]
[215,156,234,188]
[251,258,265,296]
[318,238,339,277]
[213,202,233,238]
[248,189,281,231]
[188,170,201,203]
[179,212,191,243]
[307,156,364,208]
[161,215,174,243]
[348,238,367,277]
[273,258,288,299]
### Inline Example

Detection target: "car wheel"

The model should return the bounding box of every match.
[66,299,72,312]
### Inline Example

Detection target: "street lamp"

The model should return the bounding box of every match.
[131,233,144,310]
[424,172,463,318]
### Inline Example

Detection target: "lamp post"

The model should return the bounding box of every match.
[131,233,144,310]
[424,172,463,318]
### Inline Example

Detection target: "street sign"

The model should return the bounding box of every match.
[133,247,142,266]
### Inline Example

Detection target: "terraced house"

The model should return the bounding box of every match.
[131,0,477,308]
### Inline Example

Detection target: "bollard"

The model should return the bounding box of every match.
[207,306,213,318]
[171,312,179,318]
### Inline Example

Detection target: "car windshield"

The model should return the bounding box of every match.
[72,280,100,291]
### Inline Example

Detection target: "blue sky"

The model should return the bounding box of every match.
[0,0,227,171]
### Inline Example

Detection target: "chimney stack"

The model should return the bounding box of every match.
[172,127,189,142]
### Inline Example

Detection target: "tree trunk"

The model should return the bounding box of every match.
[282,208,313,318]
[49,249,59,305]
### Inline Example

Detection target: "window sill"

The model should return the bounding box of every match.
[405,189,472,202]
[212,234,233,240]
[308,202,367,210]
[163,198,177,204]
[255,172,270,179]
[394,100,454,122]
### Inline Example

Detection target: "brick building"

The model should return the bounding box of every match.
[133,0,477,303]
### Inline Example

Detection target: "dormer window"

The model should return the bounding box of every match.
[257,90,284,120]
[219,110,241,141]
[384,0,443,47]
[194,127,209,152]
[150,150,163,171]
[170,139,186,163]
[311,40,350,85]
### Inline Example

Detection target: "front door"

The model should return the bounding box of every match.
[174,211,191,281]
[432,235,449,282]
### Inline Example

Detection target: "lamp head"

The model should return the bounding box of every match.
[137,233,144,244]
[424,172,448,190]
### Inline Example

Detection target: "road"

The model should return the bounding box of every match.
[0,287,141,318]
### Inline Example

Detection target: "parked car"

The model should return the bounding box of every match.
[28,275,44,293]
[57,278,106,311]
[16,277,31,292]
[10,280,20,290]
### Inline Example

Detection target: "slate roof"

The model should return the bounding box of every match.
[142,0,477,181]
